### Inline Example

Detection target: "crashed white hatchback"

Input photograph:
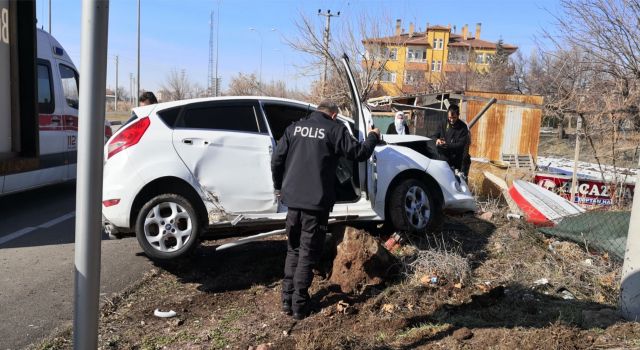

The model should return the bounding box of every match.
[102,57,475,261]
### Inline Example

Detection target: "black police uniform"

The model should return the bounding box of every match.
[271,110,379,317]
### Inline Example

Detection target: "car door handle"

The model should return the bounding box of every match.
[182,138,210,146]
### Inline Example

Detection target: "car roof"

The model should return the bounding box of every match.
[132,96,356,124]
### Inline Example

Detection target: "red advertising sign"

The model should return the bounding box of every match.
[535,173,635,207]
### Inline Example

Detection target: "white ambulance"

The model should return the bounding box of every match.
[0,28,112,196]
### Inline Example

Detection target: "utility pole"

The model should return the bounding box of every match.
[317,9,339,98]
[114,55,118,111]
[621,152,640,321]
[129,73,133,105]
[136,0,140,106]
[570,115,582,203]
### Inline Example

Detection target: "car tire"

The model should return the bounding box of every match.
[135,193,201,261]
[388,178,442,234]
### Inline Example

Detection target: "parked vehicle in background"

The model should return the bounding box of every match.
[0,29,112,196]
[102,56,476,261]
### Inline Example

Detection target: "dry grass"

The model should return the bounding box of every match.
[474,220,622,305]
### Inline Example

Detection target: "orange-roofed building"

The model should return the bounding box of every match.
[363,20,517,96]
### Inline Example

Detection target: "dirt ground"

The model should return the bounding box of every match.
[32,207,640,350]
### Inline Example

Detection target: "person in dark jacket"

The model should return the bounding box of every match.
[386,111,410,135]
[271,100,380,320]
[431,104,469,172]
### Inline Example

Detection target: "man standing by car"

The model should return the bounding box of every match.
[431,104,469,175]
[271,100,380,320]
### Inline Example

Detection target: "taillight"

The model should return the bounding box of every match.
[102,199,120,207]
[107,117,150,159]
[105,124,113,140]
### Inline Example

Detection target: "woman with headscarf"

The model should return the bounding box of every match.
[386,111,410,135]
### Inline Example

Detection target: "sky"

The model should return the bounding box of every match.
[36,0,563,95]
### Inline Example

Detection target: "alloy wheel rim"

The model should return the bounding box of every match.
[404,186,431,230]
[144,201,192,252]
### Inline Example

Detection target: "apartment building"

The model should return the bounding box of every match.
[363,20,517,95]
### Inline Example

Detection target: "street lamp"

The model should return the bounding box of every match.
[249,27,263,89]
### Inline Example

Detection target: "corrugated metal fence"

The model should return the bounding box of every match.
[463,91,544,161]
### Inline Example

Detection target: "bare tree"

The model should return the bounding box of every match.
[225,73,309,100]
[286,12,404,113]
[161,68,195,101]
[547,0,640,130]
[225,73,260,96]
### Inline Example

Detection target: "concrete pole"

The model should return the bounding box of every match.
[570,116,582,202]
[73,0,109,348]
[621,156,640,320]
[136,0,140,106]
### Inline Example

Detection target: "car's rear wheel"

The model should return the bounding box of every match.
[135,194,200,261]
[388,178,442,233]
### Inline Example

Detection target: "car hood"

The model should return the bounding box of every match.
[382,134,432,144]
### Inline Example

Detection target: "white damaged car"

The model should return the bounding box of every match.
[102,56,476,261]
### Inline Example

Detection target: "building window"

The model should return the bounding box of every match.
[378,70,396,83]
[476,53,485,64]
[431,60,442,72]
[407,46,427,62]
[385,47,398,60]
[366,46,397,61]
[432,38,444,50]
[448,49,468,64]
[404,70,423,85]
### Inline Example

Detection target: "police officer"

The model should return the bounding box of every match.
[271,100,380,320]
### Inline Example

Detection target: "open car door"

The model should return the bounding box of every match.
[340,54,379,211]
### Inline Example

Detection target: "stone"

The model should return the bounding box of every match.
[328,227,398,294]
[452,327,473,340]
[479,211,493,221]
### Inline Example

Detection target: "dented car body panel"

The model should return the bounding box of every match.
[172,129,277,214]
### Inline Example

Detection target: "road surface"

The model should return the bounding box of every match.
[0,182,153,349]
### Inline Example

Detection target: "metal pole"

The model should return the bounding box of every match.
[570,115,582,203]
[621,154,640,320]
[136,0,140,106]
[114,55,118,111]
[74,0,109,348]
[215,0,220,96]
[467,97,496,129]
[48,0,51,33]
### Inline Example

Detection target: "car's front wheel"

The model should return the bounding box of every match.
[388,178,442,233]
[135,194,201,261]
